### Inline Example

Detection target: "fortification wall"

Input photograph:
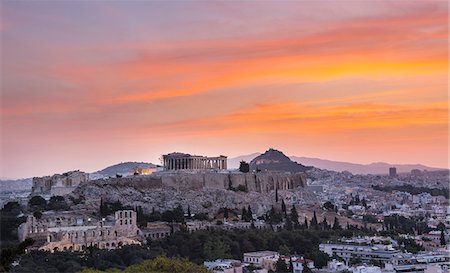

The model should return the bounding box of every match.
[86,171,306,193]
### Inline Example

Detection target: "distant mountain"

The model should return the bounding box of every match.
[227,153,261,169]
[228,153,443,175]
[249,148,311,173]
[93,162,158,177]
[0,178,32,193]
[290,157,443,175]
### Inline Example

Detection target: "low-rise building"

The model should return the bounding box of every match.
[204,259,243,273]
[141,221,174,240]
[319,243,400,265]
[243,251,279,271]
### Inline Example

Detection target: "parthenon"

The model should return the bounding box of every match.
[162,153,227,171]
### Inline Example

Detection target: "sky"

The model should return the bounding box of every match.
[0,1,448,178]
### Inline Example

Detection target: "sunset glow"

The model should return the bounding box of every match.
[1,1,448,178]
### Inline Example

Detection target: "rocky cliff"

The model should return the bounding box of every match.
[69,171,316,216]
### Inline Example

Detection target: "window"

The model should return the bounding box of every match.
[120,211,123,218]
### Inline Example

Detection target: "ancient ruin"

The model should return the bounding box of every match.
[162,152,227,170]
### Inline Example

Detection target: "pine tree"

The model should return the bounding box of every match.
[275,187,279,203]
[281,199,287,217]
[311,211,318,229]
[224,208,229,219]
[100,198,104,216]
[285,216,293,231]
[242,207,248,221]
[440,229,446,246]
[290,205,299,228]
[187,206,191,219]
[247,205,253,221]
[322,217,328,230]
[333,217,341,230]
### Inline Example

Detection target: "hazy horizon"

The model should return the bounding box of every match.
[1,149,447,180]
[1,1,448,178]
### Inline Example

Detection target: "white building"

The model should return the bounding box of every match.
[319,243,400,265]
[243,251,279,271]
[203,259,243,273]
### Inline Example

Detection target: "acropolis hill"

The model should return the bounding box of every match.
[28,150,316,216]
[69,170,315,216]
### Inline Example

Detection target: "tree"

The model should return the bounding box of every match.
[290,205,299,228]
[242,207,248,221]
[361,198,367,208]
[332,217,341,230]
[268,207,283,224]
[33,211,42,219]
[223,208,229,219]
[281,199,287,217]
[323,201,335,211]
[187,206,191,219]
[440,229,446,246]
[275,187,279,203]
[303,218,309,229]
[278,245,291,256]
[275,257,289,273]
[28,196,47,210]
[247,206,253,220]
[285,217,293,231]
[321,217,329,230]
[100,198,108,216]
[239,161,250,173]
[310,211,318,229]
[48,196,69,211]
[203,240,231,261]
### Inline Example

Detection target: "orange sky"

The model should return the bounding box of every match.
[0,1,448,178]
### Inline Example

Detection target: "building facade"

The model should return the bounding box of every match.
[162,152,227,171]
[319,243,401,265]
[18,210,141,252]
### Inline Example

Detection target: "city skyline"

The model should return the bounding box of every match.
[1,1,448,178]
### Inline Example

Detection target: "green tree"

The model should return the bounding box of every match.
[247,206,253,220]
[33,211,43,219]
[28,196,47,210]
[48,196,69,211]
[290,205,299,228]
[310,211,318,229]
[323,201,335,211]
[242,207,249,221]
[239,161,250,173]
[285,216,293,231]
[278,245,291,256]
[321,217,329,230]
[332,217,341,230]
[440,230,446,246]
[281,199,287,217]
[275,257,289,273]
[203,239,231,261]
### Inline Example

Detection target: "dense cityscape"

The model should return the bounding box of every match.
[0,149,448,273]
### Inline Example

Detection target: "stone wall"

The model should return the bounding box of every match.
[70,171,315,217]
[82,171,307,193]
